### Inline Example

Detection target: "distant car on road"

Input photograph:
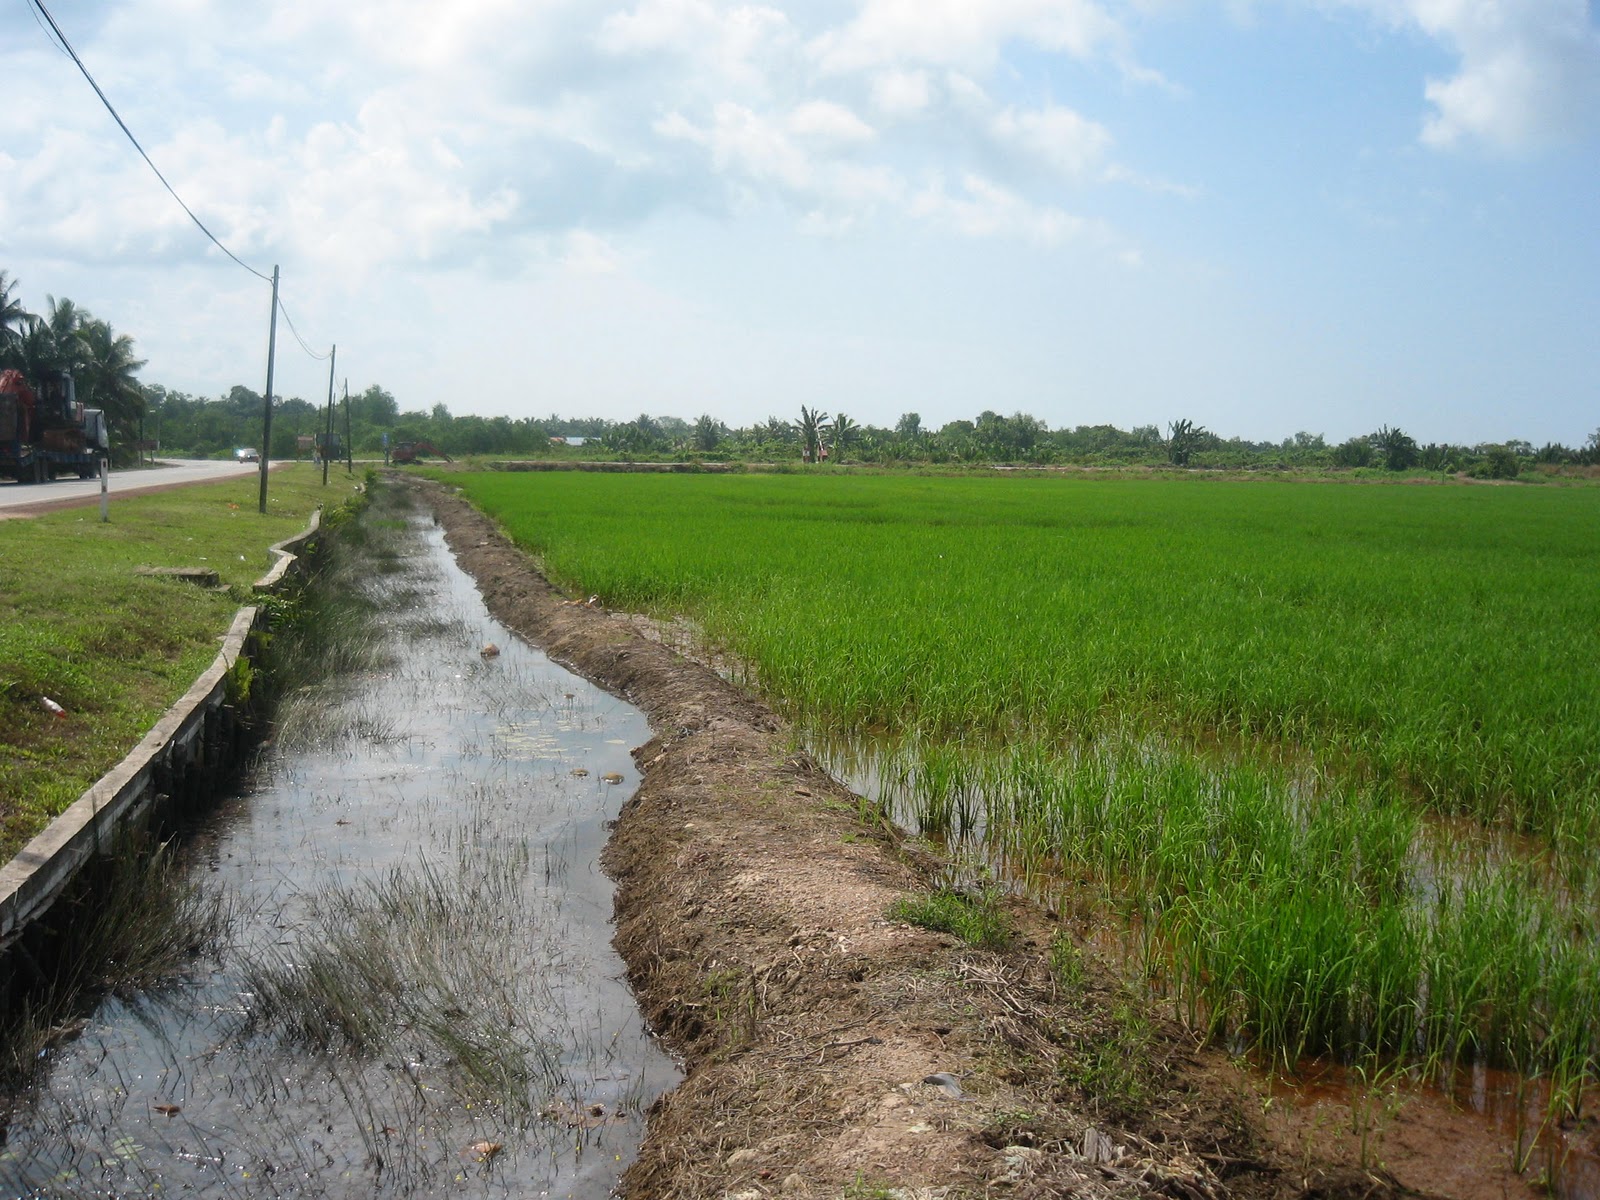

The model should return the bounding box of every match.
[234,447,259,463]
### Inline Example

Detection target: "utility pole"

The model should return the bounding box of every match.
[257,264,280,514]
[343,380,353,473]
[322,344,336,486]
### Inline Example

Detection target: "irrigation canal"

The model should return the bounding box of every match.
[0,491,680,1197]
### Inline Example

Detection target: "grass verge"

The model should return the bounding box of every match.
[0,463,367,861]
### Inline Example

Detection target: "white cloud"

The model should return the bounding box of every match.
[598,0,796,90]
[870,68,933,116]
[991,104,1113,178]
[910,172,1090,244]
[705,102,816,188]
[560,229,627,274]
[1346,0,1600,150]
[656,101,900,224]
[788,100,875,144]
[811,0,1125,73]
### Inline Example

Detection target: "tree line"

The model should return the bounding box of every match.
[4,269,1597,476]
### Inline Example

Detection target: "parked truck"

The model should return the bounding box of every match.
[389,439,451,464]
[0,369,110,483]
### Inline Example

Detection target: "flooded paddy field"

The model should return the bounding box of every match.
[428,469,1600,1198]
[0,487,678,1198]
[813,731,1600,1198]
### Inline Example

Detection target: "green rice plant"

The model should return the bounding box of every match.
[453,471,1600,841]
[443,470,1600,1115]
[1064,1000,1156,1117]
[1048,930,1087,993]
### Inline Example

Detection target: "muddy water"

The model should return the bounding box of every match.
[0,506,679,1197]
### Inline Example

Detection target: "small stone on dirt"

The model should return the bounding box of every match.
[1000,1145,1042,1178]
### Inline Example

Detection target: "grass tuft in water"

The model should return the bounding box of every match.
[0,834,234,1089]
[243,843,565,1124]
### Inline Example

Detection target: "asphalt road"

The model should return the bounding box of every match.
[0,458,269,515]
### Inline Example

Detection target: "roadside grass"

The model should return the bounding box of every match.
[0,464,364,861]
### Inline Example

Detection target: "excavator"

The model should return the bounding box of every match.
[389,440,451,465]
[0,369,110,482]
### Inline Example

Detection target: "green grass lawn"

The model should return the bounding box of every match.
[0,464,364,860]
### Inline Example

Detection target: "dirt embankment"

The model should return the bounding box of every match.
[416,477,1526,1200]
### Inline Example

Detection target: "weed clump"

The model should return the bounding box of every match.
[888,885,1012,951]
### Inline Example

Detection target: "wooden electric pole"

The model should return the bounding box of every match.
[257,264,280,514]
[322,344,336,486]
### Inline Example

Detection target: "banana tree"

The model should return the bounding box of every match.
[794,405,831,463]
[830,412,859,464]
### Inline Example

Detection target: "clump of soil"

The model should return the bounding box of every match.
[416,476,1535,1200]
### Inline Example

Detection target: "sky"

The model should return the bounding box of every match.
[1,0,1596,447]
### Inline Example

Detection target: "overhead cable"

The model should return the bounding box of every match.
[26,0,272,284]
[277,299,333,361]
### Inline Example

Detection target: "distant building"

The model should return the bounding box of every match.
[549,436,587,447]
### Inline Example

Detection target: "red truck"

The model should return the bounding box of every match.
[0,369,110,483]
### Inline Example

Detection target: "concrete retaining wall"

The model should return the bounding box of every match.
[0,511,322,962]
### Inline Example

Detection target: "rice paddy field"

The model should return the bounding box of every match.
[452,471,1600,1118]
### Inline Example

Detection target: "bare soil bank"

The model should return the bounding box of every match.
[415,476,1535,1200]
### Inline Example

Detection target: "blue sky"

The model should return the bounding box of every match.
[1,0,1595,446]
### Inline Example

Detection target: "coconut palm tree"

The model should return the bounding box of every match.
[11,315,61,383]
[692,413,724,452]
[46,295,88,362]
[1372,425,1419,471]
[0,271,28,360]
[76,316,147,444]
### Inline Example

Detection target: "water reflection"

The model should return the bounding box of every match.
[0,499,679,1197]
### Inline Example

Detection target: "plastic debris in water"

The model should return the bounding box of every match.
[480,643,500,658]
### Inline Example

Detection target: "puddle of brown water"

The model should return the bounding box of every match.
[1269,1059,1600,1198]
[0,509,679,1197]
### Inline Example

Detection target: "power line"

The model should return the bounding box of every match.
[26,0,272,284]
[277,298,333,361]
[26,0,67,55]
[28,0,336,367]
